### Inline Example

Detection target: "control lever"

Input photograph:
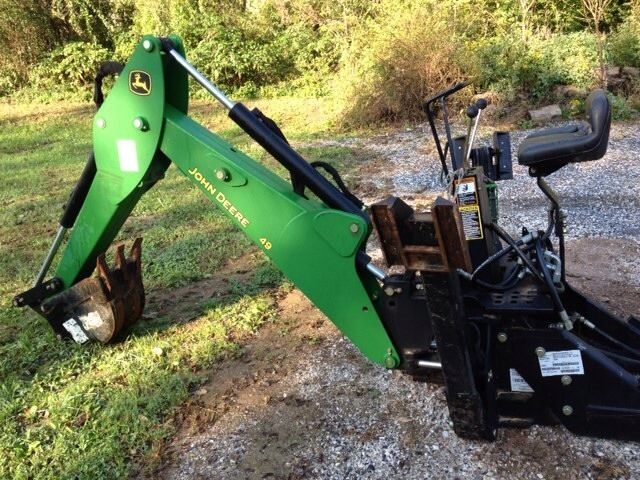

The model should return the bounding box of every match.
[465,98,488,167]
[462,105,479,169]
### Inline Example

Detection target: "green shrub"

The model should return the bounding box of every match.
[189,16,295,91]
[473,32,599,101]
[0,0,59,94]
[50,0,135,47]
[608,92,638,120]
[27,42,112,101]
[471,34,530,102]
[608,20,640,67]
[124,1,301,94]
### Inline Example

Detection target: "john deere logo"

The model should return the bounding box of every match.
[129,71,151,95]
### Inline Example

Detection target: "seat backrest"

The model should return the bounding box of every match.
[582,89,611,162]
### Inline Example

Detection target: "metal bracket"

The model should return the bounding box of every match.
[13,278,64,308]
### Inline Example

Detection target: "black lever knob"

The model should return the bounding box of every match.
[475,98,488,110]
[466,105,479,119]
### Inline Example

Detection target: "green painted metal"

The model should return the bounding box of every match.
[55,36,174,285]
[53,36,400,368]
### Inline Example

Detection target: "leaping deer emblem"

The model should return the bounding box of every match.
[130,71,151,95]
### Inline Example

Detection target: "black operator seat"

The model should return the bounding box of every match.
[517,89,611,176]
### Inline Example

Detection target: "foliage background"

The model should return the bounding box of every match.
[3,0,640,122]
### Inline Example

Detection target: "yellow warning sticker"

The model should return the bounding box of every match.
[459,205,484,240]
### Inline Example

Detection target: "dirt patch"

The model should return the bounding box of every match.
[145,251,260,323]
[146,289,333,478]
[566,238,640,317]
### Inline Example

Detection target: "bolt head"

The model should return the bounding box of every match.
[561,375,572,386]
[349,223,360,234]
[96,118,106,129]
[497,332,508,343]
[535,347,546,358]
[383,286,395,297]
[215,170,227,181]
[384,354,398,369]
[562,405,573,416]
[143,39,154,52]
[133,117,147,130]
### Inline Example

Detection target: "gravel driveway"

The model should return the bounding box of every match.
[154,119,640,480]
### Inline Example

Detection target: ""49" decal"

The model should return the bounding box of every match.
[260,238,272,250]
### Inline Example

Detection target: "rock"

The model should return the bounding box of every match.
[606,65,621,78]
[528,104,562,122]
[482,104,499,118]
[607,76,628,94]
[553,85,587,100]
[472,91,500,105]
[623,66,640,78]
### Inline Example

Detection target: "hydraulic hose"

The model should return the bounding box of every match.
[229,103,366,219]
[468,264,523,292]
[491,223,544,282]
[578,318,640,359]
[542,207,555,241]
[600,348,640,368]
[470,231,537,281]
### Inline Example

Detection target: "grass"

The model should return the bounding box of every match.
[0,95,360,479]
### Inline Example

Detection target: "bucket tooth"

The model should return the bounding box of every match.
[115,243,126,270]
[41,238,145,343]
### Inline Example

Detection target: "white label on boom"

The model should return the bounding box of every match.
[538,350,584,377]
[117,139,139,172]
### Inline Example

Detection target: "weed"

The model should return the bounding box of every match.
[608,93,639,120]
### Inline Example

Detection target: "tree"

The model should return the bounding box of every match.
[581,0,613,86]
[519,0,536,42]
[0,0,58,92]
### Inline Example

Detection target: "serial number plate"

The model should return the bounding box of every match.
[538,350,584,377]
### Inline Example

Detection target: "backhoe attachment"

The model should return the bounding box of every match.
[12,35,640,444]
[13,35,400,368]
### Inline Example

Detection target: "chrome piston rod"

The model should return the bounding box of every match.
[417,360,442,370]
[165,47,236,111]
[33,226,66,286]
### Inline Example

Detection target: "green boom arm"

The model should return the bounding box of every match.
[52,35,400,368]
